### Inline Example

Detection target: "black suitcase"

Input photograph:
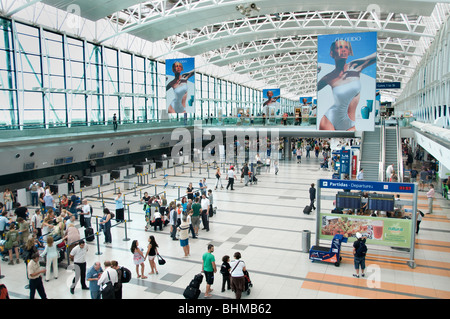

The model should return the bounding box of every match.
[85,227,95,242]
[303,205,312,215]
[183,285,201,299]
[190,273,203,289]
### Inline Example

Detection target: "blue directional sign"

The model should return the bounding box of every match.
[340,148,351,175]
[319,179,416,194]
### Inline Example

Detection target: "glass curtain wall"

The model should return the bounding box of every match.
[0,17,296,129]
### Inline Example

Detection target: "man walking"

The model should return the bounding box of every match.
[309,183,316,210]
[226,166,235,190]
[69,240,89,294]
[201,194,210,232]
[202,244,217,298]
[28,253,47,299]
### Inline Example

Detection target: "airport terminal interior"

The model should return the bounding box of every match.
[0,0,450,301]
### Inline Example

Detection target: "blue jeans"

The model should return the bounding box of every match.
[90,289,101,299]
[31,192,38,206]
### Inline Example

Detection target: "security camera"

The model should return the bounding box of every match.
[236,4,244,11]
[250,3,260,11]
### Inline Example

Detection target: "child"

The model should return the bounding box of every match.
[131,240,147,279]
[220,255,231,292]
[40,235,65,281]
[274,161,279,175]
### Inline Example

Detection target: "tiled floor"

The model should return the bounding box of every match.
[1,154,449,300]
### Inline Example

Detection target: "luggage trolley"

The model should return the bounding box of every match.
[309,234,347,267]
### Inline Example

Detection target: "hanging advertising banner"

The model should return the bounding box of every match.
[317,32,377,131]
[300,97,312,120]
[262,88,281,119]
[165,58,195,113]
[319,213,412,248]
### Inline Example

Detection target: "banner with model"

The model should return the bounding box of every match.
[317,32,377,131]
[166,58,195,113]
[262,88,281,120]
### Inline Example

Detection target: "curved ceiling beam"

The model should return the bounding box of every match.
[201,40,421,70]
[101,0,436,43]
[156,16,429,59]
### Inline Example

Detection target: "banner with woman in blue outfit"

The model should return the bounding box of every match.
[317,32,377,131]
[166,58,195,114]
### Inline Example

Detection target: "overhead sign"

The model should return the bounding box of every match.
[376,82,401,89]
[319,179,416,194]
[340,148,351,175]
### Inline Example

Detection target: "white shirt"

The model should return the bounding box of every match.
[357,171,364,180]
[201,198,210,211]
[386,165,394,177]
[230,259,246,277]
[70,244,88,263]
[82,204,91,218]
[32,213,43,229]
[98,267,118,287]
[228,169,235,178]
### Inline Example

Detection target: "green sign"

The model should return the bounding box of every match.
[319,213,412,248]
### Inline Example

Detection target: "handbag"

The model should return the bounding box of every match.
[101,271,115,299]
[157,254,166,265]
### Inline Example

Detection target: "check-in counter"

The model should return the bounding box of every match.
[111,168,127,180]
[127,167,135,175]
[83,175,101,187]
[124,174,138,190]
[135,162,150,174]
[167,158,174,168]
[100,173,110,185]
[73,180,81,192]
[16,188,28,206]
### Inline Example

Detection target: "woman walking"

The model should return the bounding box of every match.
[215,167,223,190]
[230,252,247,299]
[144,235,159,275]
[131,240,147,279]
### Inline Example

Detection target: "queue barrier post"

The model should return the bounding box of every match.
[123,219,130,242]
[127,204,132,222]
[95,216,102,256]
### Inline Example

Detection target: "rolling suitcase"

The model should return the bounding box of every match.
[183,285,201,299]
[303,205,312,215]
[183,273,203,299]
[85,227,95,242]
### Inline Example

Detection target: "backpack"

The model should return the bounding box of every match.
[31,183,38,192]
[356,240,367,256]
[120,267,132,283]
[0,284,9,299]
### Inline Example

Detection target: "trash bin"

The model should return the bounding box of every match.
[302,230,311,253]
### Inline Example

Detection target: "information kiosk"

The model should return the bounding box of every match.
[315,179,418,268]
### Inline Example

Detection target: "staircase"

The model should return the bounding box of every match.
[360,126,382,181]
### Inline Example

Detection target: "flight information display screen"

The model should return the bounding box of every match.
[335,192,362,209]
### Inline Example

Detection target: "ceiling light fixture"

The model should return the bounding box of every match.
[236,3,260,17]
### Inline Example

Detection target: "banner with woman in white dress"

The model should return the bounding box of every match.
[317,32,377,131]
